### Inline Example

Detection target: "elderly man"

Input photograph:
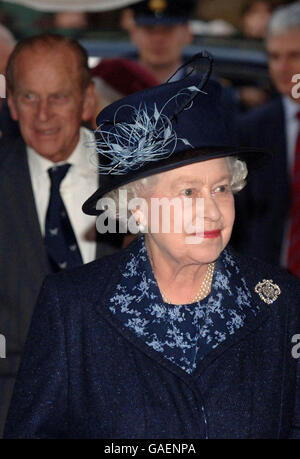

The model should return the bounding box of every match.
[0,33,119,435]
[128,0,195,83]
[233,2,300,276]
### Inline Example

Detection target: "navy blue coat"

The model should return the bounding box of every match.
[4,243,300,439]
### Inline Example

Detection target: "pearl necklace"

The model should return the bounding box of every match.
[161,262,216,304]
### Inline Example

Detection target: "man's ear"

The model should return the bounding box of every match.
[81,81,96,122]
[7,90,19,121]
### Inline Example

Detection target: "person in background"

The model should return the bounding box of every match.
[127,0,239,141]
[128,0,195,83]
[90,57,159,129]
[0,24,18,141]
[232,2,300,275]
[0,33,119,437]
[232,0,274,111]
[240,0,273,39]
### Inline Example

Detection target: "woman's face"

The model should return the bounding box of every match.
[141,157,235,265]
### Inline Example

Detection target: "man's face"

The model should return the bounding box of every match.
[8,45,94,162]
[267,28,300,100]
[131,23,192,69]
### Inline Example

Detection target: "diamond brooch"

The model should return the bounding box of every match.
[254,279,281,304]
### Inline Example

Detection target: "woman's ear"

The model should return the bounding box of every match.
[130,207,148,233]
[131,207,146,225]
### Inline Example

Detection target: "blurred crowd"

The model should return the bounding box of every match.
[0,0,295,38]
[0,0,300,437]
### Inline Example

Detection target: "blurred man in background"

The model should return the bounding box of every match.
[233,2,300,276]
[0,33,119,435]
[126,0,238,140]
[240,0,273,39]
[128,0,195,83]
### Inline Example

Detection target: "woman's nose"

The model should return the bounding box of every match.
[203,196,221,221]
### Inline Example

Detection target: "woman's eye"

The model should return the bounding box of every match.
[214,184,231,194]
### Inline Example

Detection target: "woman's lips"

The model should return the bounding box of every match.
[203,230,221,238]
[190,230,221,238]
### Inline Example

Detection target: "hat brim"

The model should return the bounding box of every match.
[82,146,271,216]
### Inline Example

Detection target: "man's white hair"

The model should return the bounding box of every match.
[267,2,300,37]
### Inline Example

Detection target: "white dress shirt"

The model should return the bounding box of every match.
[280,96,300,266]
[27,127,98,264]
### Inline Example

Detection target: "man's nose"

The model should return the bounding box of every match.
[35,99,51,122]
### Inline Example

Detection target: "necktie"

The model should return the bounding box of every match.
[45,163,83,272]
[287,111,300,276]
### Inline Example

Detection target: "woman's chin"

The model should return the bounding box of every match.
[186,239,225,264]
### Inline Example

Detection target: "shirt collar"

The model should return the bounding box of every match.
[27,126,96,177]
[282,95,300,121]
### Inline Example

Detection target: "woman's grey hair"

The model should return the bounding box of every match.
[266,2,300,37]
[102,156,248,223]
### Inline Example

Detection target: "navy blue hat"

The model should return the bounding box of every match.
[83,54,269,216]
[132,0,196,26]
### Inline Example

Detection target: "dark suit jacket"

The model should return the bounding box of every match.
[0,102,19,143]
[0,136,121,435]
[4,239,300,438]
[231,96,290,266]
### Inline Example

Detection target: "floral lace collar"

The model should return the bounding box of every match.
[109,236,260,374]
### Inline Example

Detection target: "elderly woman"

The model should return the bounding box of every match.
[4,57,300,439]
